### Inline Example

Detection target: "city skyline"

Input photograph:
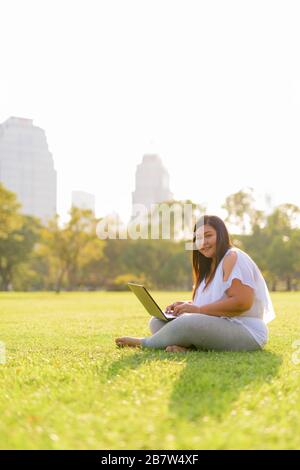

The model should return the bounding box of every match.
[0,116,276,226]
[1,0,300,223]
[131,154,173,219]
[0,116,57,222]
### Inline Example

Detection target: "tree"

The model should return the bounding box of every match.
[0,215,41,290]
[222,187,257,234]
[0,184,39,290]
[39,207,104,292]
[0,183,23,239]
[236,203,300,291]
[263,204,300,291]
[289,229,300,289]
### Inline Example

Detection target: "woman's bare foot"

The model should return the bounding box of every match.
[115,336,143,348]
[165,345,189,353]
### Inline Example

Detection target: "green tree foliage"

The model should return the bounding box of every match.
[0,183,23,239]
[2,185,300,292]
[222,187,257,234]
[232,202,300,291]
[38,207,104,292]
[263,204,300,291]
[0,184,40,290]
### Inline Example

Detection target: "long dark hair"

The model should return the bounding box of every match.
[192,215,232,300]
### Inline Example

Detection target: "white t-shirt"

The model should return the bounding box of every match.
[193,246,276,347]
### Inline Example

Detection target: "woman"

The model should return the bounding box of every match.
[115,215,275,353]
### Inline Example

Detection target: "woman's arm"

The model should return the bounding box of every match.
[195,295,251,317]
[173,279,254,317]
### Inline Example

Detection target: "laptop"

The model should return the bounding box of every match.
[127,283,176,322]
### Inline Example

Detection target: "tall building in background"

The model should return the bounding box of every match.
[71,190,95,214]
[0,117,57,222]
[131,154,173,216]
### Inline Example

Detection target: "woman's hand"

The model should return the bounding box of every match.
[165,300,192,313]
[172,302,200,316]
[173,302,199,316]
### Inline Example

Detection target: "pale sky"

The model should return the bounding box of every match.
[1,0,300,224]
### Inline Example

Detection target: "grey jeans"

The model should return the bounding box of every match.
[141,314,261,351]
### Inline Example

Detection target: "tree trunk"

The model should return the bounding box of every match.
[286,276,292,291]
[0,270,12,291]
[55,269,66,294]
[67,266,78,291]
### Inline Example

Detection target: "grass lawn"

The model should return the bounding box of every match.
[0,291,299,450]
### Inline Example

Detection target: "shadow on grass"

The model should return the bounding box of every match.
[107,347,282,422]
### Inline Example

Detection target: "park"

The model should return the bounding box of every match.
[1,1,300,453]
[0,290,299,449]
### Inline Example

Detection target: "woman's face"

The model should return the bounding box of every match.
[195,224,217,258]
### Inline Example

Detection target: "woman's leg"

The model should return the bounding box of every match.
[149,316,167,334]
[115,317,168,348]
[148,317,189,352]
[141,313,261,351]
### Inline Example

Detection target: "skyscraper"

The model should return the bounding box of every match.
[0,117,57,222]
[131,154,173,216]
[72,190,95,214]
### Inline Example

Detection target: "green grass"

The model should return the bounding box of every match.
[0,291,299,450]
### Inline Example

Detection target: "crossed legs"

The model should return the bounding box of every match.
[115,316,191,353]
[115,314,261,352]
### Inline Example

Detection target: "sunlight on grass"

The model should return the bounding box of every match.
[0,291,299,449]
